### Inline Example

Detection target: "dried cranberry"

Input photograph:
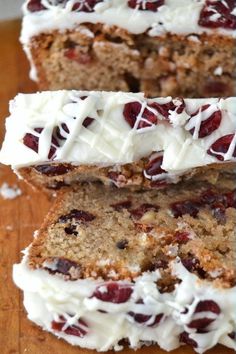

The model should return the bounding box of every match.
[52,316,88,337]
[128,309,163,327]
[58,209,95,223]
[56,123,69,140]
[72,0,102,12]
[203,80,228,95]
[174,231,190,244]
[46,258,80,277]
[27,0,46,12]
[151,98,185,120]
[111,200,132,211]
[65,225,78,236]
[83,117,94,127]
[128,0,165,12]
[181,257,206,278]
[170,200,201,218]
[92,283,133,303]
[116,239,129,250]
[188,317,215,330]
[144,155,166,177]
[23,128,59,160]
[228,332,236,339]
[34,164,71,176]
[179,332,198,348]
[64,48,93,64]
[188,105,222,138]
[123,101,158,129]
[131,203,159,219]
[195,300,221,315]
[207,134,236,161]
[199,0,236,30]
[225,190,236,208]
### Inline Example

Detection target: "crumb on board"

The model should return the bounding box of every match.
[0,182,22,200]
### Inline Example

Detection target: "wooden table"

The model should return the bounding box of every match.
[0,19,233,354]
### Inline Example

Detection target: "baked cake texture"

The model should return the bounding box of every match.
[0,91,235,191]
[21,0,236,97]
[13,176,236,352]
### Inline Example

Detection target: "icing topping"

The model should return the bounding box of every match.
[0,91,236,175]
[21,0,236,47]
[13,253,236,352]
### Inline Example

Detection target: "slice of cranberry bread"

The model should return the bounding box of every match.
[21,0,236,97]
[1,91,235,191]
[13,175,236,352]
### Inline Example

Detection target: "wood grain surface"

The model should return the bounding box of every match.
[0,19,234,354]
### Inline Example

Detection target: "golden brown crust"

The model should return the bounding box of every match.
[28,24,236,97]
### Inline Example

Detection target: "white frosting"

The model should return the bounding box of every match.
[13,254,236,353]
[21,0,236,47]
[0,91,236,176]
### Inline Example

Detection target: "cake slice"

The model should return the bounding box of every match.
[21,0,236,97]
[13,176,236,352]
[0,91,235,191]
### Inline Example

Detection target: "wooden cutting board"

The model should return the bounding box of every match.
[0,19,234,354]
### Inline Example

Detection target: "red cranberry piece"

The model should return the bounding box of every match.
[128,310,163,327]
[188,105,222,138]
[144,155,166,177]
[174,231,190,244]
[131,203,159,219]
[170,200,201,218]
[228,332,236,339]
[195,300,221,315]
[179,332,198,348]
[181,257,206,278]
[92,283,133,303]
[207,134,236,161]
[56,123,69,140]
[151,98,185,120]
[123,101,158,129]
[58,209,95,223]
[199,0,236,30]
[111,200,132,211]
[52,316,88,337]
[83,117,94,127]
[225,190,236,208]
[72,0,102,12]
[23,128,58,159]
[65,225,78,236]
[64,48,93,64]
[27,0,46,12]
[128,0,165,12]
[34,164,71,176]
[188,317,215,330]
[203,80,228,96]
